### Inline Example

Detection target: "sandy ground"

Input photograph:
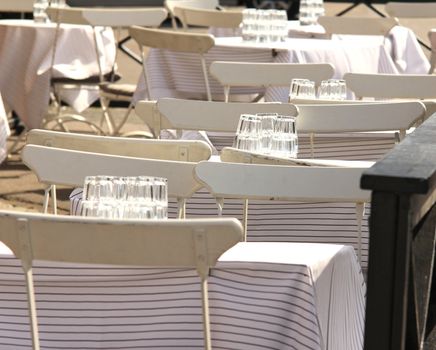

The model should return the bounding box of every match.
[0,2,433,214]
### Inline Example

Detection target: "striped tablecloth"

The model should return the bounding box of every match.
[0,241,365,350]
[0,20,116,129]
[0,93,10,164]
[134,26,429,103]
[70,132,396,270]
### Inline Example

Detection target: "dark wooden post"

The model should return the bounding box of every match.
[361,114,436,350]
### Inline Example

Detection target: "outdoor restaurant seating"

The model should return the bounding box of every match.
[209,61,334,102]
[0,2,435,349]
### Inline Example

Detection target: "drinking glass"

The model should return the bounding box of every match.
[242,8,257,42]
[289,79,316,99]
[234,114,262,152]
[318,79,347,100]
[83,175,114,202]
[257,113,277,153]
[271,115,298,158]
[81,200,115,219]
[152,177,168,219]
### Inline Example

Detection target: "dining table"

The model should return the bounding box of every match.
[133,24,430,103]
[0,19,116,129]
[0,240,365,350]
[0,93,10,164]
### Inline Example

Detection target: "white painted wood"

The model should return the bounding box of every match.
[22,145,203,199]
[47,7,168,27]
[135,98,298,135]
[174,7,242,29]
[385,2,436,18]
[318,16,398,36]
[296,101,425,133]
[129,26,215,54]
[344,73,436,99]
[165,0,220,15]
[220,147,375,168]
[26,129,212,162]
[210,62,334,87]
[0,210,242,350]
[195,161,370,202]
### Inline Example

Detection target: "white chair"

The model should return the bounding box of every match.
[344,73,436,118]
[46,7,168,135]
[0,209,243,350]
[209,62,335,102]
[318,16,398,36]
[194,161,370,262]
[429,29,436,74]
[129,26,215,101]
[165,0,221,28]
[23,136,211,217]
[174,6,242,32]
[135,98,298,138]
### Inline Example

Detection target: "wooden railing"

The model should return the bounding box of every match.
[362,114,436,350]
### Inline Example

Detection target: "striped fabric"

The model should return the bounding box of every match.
[0,242,365,350]
[0,93,10,164]
[71,132,396,270]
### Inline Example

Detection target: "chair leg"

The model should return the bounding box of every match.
[200,278,212,350]
[43,186,51,214]
[355,202,365,264]
[113,101,134,136]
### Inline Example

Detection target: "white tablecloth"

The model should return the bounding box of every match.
[134,25,429,102]
[0,93,10,164]
[0,241,365,350]
[0,20,116,129]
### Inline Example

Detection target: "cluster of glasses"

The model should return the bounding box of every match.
[234,113,298,158]
[33,0,66,23]
[289,78,347,100]
[241,9,288,43]
[80,175,168,220]
[299,0,325,26]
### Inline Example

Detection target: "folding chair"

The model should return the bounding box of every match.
[174,6,242,33]
[165,0,222,28]
[209,62,334,102]
[318,16,398,36]
[129,26,215,102]
[344,73,436,118]
[23,134,212,217]
[194,161,370,263]
[46,7,168,135]
[135,98,298,138]
[0,210,243,350]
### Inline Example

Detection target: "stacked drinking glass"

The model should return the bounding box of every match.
[33,0,49,23]
[289,78,347,100]
[299,0,325,26]
[80,175,168,219]
[241,9,288,43]
[234,113,298,158]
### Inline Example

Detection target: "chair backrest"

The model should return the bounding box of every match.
[174,6,242,29]
[22,145,203,200]
[210,62,334,102]
[129,26,215,54]
[0,0,33,12]
[220,147,375,168]
[385,2,436,18]
[195,161,370,203]
[0,210,242,350]
[26,129,212,162]
[296,101,426,134]
[47,6,168,27]
[135,98,299,136]
[129,26,215,100]
[165,0,220,28]
[344,73,436,99]
[318,16,398,36]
